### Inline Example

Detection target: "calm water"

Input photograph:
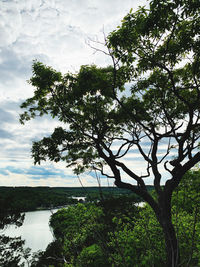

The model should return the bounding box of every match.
[3,209,57,252]
[3,199,143,253]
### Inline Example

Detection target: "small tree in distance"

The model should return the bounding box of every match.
[20,0,200,266]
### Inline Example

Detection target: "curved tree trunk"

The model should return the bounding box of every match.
[115,180,181,266]
[156,195,180,267]
[145,195,180,266]
[161,217,179,267]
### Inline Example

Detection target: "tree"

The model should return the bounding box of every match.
[0,194,24,229]
[32,187,200,266]
[34,197,140,266]
[20,0,200,266]
[172,169,200,266]
[0,196,31,266]
[0,235,32,267]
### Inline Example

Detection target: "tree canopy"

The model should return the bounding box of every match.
[20,0,200,266]
[32,174,200,267]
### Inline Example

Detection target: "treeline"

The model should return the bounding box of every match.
[0,186,151,212]
[1,172,200,266]
[0,186,77,212]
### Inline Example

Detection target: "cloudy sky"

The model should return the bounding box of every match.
[0,0,151,187]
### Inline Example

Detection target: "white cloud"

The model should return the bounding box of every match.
[0,0,150,187]
[0,1,22,47]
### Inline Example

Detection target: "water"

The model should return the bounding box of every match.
[71,196,86,201]
[3,198,85,253]
[3,209,57,252]
[3,199,144,253]
[136,201,146,207]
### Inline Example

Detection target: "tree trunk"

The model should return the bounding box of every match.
[114,180,181,266]
[161,219,179,267]
[156,198,180,267]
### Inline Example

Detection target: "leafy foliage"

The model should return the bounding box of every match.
[20,0,200,265]
[0,235,29,267]
[0,186,142,212]
[33,195,139,266]
[0,196,31,267]
[33,172,200,266]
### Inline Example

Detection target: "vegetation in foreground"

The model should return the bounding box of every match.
[19,0,200,265]
[31,170,200,267]
[0,170,199,266]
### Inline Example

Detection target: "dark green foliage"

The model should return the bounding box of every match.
[33,173,200,266]
[0,186,144,212]
[172,169,200,266]
[33,195,139,267]
[0,196,32,267]
[0,189,25,229]
[0,235,25,267]
[20,0,200,265]
[172,169,200,214]
[0,187,78,212]
[0,190,27,266]
[30,241,64,267]
[76,244,108,267]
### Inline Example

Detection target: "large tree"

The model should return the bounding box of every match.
[20,0,200,266]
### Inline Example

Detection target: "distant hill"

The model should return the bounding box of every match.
[0,186,154,212]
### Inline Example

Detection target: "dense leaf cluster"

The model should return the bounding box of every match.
[0,187,80,212]
[0,186,143,212]
[19,0,200,265]
[33,171,200,267]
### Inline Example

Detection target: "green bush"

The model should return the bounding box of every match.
[77,244,109,267]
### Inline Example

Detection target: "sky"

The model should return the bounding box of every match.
[0,0,153,187]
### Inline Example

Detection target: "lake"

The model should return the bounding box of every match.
[3,199,144,253]
[3,209,58,252]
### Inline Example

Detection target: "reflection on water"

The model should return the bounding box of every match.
[4,209,57,252]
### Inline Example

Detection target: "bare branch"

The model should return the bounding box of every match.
[115,142,133,158]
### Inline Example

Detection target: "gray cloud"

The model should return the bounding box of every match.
[0,0,149,186]
[0,129,14,139]
[0,100,22,111]
[3,164,68,180]
[0,49,31,81]
[0,108,16,124]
